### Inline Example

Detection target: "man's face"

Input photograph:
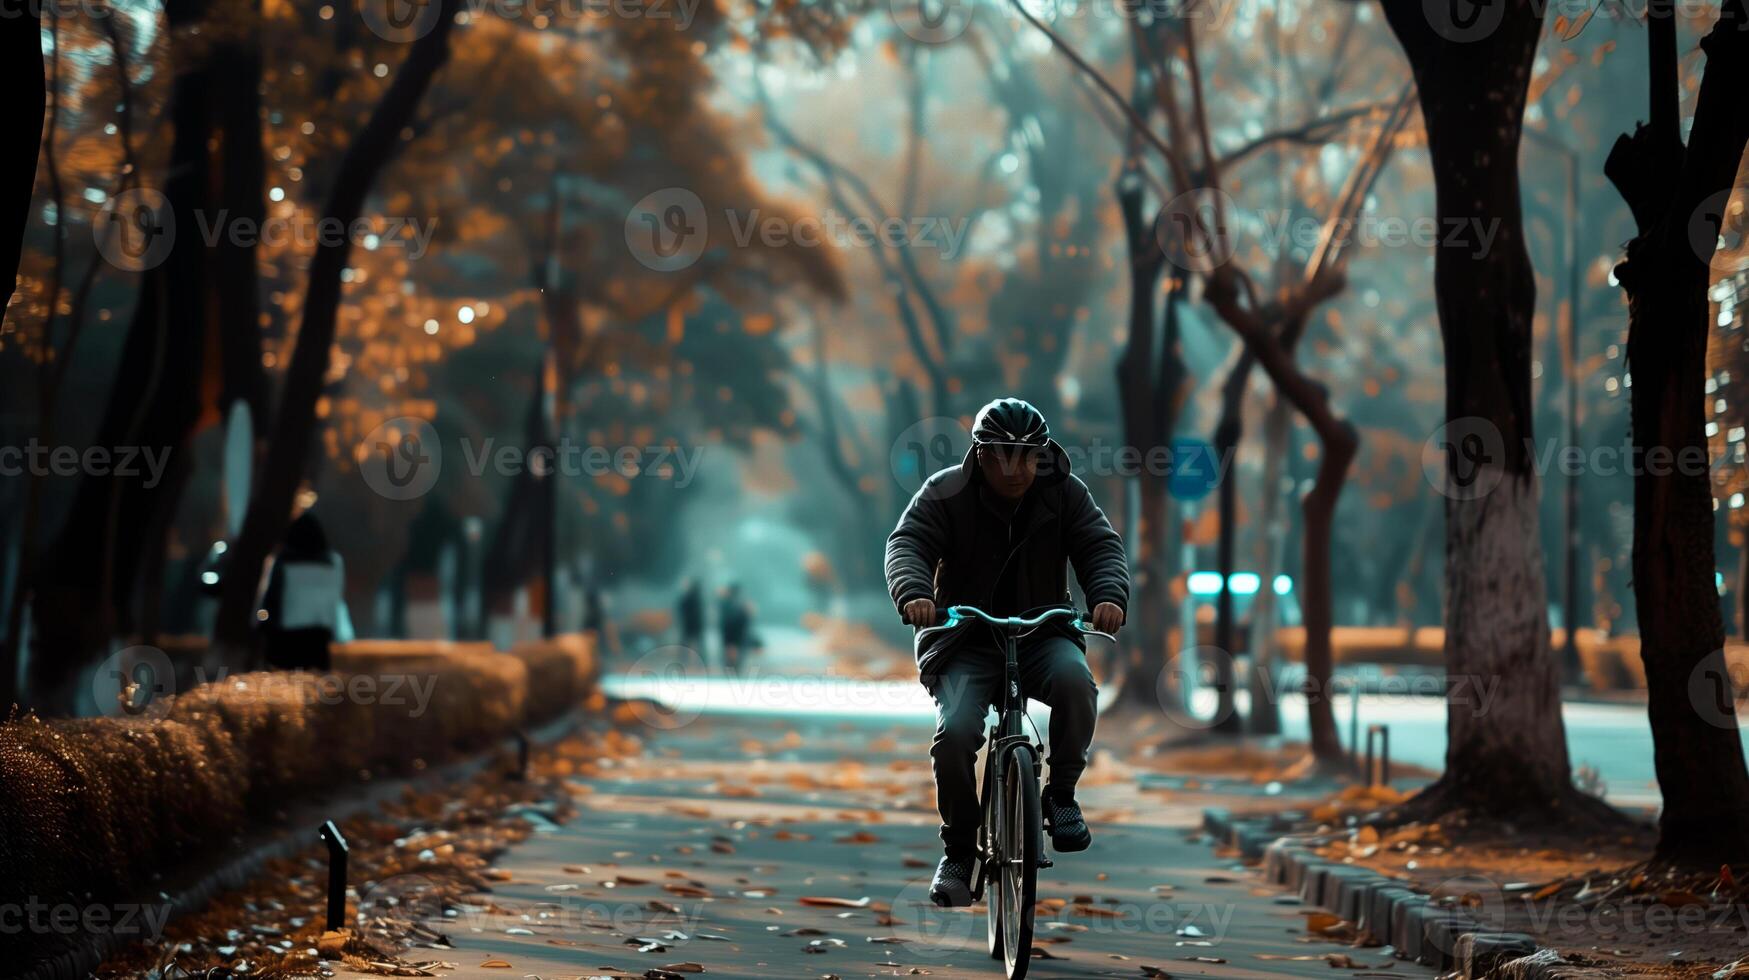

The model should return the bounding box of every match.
[978,444,1040,500]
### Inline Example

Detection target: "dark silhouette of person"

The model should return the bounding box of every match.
[258,511,352,671]
[581,579,623,659]
[676,577,704,651]
[718,583,754,673]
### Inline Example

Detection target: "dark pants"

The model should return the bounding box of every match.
[923,633,1097,856]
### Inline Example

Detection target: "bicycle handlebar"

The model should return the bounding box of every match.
[914,604,1116,643]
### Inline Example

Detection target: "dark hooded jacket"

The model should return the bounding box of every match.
[885,440,1129,676]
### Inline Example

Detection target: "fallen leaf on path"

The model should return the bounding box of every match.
[799,896,871,909]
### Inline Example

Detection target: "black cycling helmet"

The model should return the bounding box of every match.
[971,397,1050,448]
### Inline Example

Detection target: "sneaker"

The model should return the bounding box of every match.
[1043,786,1091,852]
[929,854,974,907]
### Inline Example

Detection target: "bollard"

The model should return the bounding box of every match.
[319,820,349,931]
[1363,724,1391,788]
[1348,678,1362,773]
[511,728,530,781]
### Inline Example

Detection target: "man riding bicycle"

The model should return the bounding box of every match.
[886,397,1128,907]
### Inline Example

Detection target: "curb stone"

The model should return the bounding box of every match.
[1205,807,1621,979]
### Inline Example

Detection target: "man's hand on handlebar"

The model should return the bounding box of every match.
[1089,602,1124,635]
[902,598,938,627]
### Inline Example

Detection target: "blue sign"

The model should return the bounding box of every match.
[1166,437,1222,501]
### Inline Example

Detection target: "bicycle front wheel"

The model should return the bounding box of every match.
[999,745,1040,979]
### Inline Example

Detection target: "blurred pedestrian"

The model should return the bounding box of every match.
[258,512,353,671]
[582,581,623,660]
[676,577,704,652]
[718,582,756,674]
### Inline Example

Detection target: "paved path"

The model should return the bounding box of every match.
[356,710,1434,979]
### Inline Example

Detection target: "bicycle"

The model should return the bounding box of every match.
[915,604,1116,980]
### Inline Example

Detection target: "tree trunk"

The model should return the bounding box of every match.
[1739,540,1748,638]
[0,5,43,708]
[1208,353,1251,734]
[30,0,216,711]
[1208,309,1354,766]
[0,0,42,323]
[1298,417,1355,766]
[212,0,460,652]
[1247,395,1290,735]
[1604,0,1749,863]
[1114,170,1183,709]
[212,11,268,431]
[1379,0,1580,814]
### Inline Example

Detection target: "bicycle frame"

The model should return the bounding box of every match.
[973,622,1044,901]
